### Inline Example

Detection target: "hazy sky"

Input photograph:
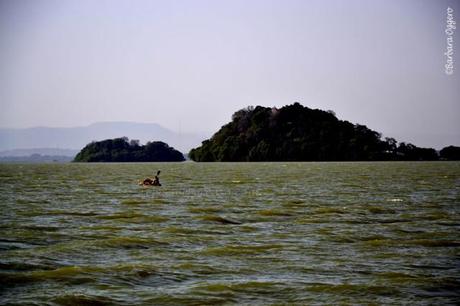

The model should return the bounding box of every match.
[0,0,459,148]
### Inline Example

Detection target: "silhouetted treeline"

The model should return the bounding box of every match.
[74,137,185,162]
[440,146,460,160]
[189,103,455,162]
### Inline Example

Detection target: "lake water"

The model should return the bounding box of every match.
[0,162,459,305]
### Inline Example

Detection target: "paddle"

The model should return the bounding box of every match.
[153,170,162,186]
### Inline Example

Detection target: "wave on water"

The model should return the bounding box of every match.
[199,215,242,225]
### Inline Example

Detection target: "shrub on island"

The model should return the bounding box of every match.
[189,103,442,162]
[440,146,460,160]
[74,137,185,162]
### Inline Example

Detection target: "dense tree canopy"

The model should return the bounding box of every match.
[189,103,443,162]
[74,137,185,162]
[440,146,460,160]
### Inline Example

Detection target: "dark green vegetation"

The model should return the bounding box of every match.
[440,145,460,160]
[73,137,185,162]
[189,103,454,161]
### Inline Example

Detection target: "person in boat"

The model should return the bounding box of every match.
[140,170,161,186]
[152,171,161,186]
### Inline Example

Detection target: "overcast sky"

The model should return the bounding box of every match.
[0,0,459,148]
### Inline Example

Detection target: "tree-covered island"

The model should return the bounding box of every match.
[189,103,456,162]
[73,137,185,162]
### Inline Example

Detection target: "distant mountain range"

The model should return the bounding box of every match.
[0,148,79,157]
[0,122,206,157]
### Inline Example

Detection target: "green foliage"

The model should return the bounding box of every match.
[73,138,185,162]
[189,103,442,162]
[395,142,438,161]
[440,146,460,160]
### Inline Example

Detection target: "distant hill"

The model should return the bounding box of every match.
[74,138,185,162]
[0,122,205,154]
[189,103,441,162]
[0,154,73,163]
[0,148,78,157]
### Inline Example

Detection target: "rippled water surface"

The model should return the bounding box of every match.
[1,162,459,305]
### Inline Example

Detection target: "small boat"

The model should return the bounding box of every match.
[139,170,161,186]
[139,178,161,186]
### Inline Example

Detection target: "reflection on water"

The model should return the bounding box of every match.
[1,162,459,305]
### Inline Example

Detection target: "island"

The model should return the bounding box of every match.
[440,146,460,160]
[73,137,185,162]
[189,103,454,162]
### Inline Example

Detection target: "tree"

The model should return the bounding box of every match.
[188,103,441,162]
[74,138,185,162]
[440,146,460,160]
